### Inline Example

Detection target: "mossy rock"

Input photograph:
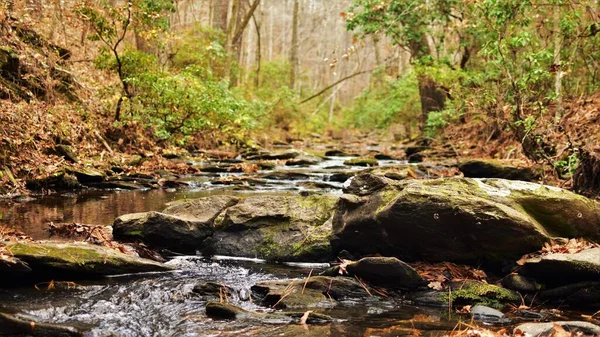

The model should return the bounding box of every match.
[25,171,81,191]
[114,194,336,261]
[442,281,520,308]
[5,242,172,277]
[207,194,338,261]
[332,174,600,266]
[344,157,379,167]
[251,276,372,309]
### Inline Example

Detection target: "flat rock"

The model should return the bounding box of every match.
[515,321,600,337]
[66,167,106,184]
[246,149,303,160]
[471,305,511,325]
[519,248,600,286]
[459,159,537,181]
[4,241,172,278]
[0,312,84,337]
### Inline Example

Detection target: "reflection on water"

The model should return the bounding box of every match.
[0,156,406,239]
[0,189,230,239]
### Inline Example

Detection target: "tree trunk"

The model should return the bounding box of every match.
[211,0,229,31]
[574,149,600,197]
[225,0,260,87]
[252,12,262,88]
[408,35,446,130]
[553,4,563,122]
[289,0,299,90]
[417,74,446,128]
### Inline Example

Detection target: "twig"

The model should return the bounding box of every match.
[302,269,313,294]
[354,276,372,297]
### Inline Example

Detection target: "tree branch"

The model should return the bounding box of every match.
[300,70,371,104]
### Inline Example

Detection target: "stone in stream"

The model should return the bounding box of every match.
[470,305,511,325]
[325,149,356,157]
[408,281,520,308]
[205,301,332,324]
[518,248,600,287]
[320,257,425,290]
[514,321,600,337]
[343,157,379,167]
[500,274,542,292]
[207,194,337,261]
[193,282,236,300]
[113,194,338,261]
[25,171,82,191]
[65,167,106,184]
[251,276,373,309]
[113,195,238,253]
[0,312,85,337]
[332,173,600,266]
[285,154,323,166]
[539,281,600,307]
[244,149,303,160]
[259,171,311,181]
[2,242,172,283]
[459,159,537,181]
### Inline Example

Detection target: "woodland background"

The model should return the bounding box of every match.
[0,0,599,196]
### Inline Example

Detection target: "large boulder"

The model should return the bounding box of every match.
[113,194,338,261]
[2,242,172,282]
[113,196,238,253]
[206,194,337,261]
[332,174,600,265]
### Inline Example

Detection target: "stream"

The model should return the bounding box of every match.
[0,155,576,336]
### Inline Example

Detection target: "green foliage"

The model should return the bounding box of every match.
[117,49,260,143]
[343,70,420,130]
[170,25,228,80]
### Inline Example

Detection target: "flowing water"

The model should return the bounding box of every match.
[0,157,500,336]
[0,257,458,336]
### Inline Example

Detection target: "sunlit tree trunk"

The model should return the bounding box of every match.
[211,0,229,31]
[553,4,563,122]
[289,0,299,90]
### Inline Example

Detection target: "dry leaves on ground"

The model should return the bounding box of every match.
[412,262,487,291]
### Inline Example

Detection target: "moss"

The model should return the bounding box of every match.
[376,189,399,214]
[7,242,171,275]
[255,232,281,260]
[344,157,379,167]
[441,281,520,308]
[124,230,143,237]
[296,195,337,226]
